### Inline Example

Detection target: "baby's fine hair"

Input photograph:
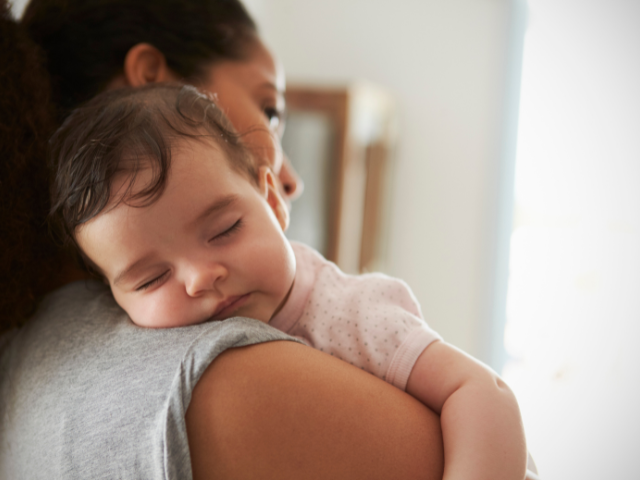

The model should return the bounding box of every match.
[49,83,257,252]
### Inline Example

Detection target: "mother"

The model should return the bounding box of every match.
[1,1,444,478]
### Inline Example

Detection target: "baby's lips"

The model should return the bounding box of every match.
[211,293,250,320]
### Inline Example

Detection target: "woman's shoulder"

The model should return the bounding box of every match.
[0,280,297,479]
[34,279,119,323]
[4,280,296,382]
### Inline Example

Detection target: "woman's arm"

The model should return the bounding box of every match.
[186,340,444,480]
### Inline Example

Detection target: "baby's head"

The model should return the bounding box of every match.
[50,84,296,327]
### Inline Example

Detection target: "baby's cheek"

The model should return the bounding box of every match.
[137,293,186,329]
[117,291,172,329]
[126,297,160,328]
[264,242,296,307]
[111,290,141,327]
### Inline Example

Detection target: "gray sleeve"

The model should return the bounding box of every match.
[0,281,300,480]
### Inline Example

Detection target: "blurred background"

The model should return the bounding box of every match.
[11,0,640,477]
[247,3,640,476]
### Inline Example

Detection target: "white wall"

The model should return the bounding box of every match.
[248,0,516,360]
[9,0,28,18]
[503,0,640,477]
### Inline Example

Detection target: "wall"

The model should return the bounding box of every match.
[247,0,516,361]
[503,0,640,476]
[9,0,27,17]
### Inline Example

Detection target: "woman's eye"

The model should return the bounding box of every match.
[210,219,242,243]
[136,270,169,292]
[263,107,282,130]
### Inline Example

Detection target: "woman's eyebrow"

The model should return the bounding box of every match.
[258,81,284,95]
[189,194,239,228]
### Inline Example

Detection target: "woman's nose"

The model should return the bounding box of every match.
[279,155,304,202]
[184,262,227,297]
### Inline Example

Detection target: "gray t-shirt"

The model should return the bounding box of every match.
[0,280,298,479]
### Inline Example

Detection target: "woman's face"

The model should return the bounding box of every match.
[194,40,303,206]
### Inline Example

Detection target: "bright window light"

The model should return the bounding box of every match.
[502,1,640,478]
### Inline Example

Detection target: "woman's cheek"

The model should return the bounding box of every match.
[241,105,282,173]
[244,128,282,174]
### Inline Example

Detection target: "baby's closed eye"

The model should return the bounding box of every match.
[136,270,170,292]
[209,219,243,243]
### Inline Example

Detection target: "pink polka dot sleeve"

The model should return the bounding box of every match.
[271,243,441,391]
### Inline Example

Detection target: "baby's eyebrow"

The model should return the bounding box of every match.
[113,252,160,287]
[189,194,239,228]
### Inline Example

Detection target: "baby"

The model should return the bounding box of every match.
[50,84,529,480]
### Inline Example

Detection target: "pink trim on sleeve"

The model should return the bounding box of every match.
[386,327,441,391]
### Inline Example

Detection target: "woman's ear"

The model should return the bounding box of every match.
[123,43,177,87]
[258,166,290,231]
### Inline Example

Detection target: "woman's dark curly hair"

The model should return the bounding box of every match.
[0,1,63,334]
[22,0,257,122]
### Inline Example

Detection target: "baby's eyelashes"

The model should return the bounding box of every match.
[208,219,243,243]
[136,270,170,292]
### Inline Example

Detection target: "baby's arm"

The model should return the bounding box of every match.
[406,340,527,480]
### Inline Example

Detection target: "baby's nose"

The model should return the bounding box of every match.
[185,263,227,297]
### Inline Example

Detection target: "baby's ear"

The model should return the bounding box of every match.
[258,166,289,231]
